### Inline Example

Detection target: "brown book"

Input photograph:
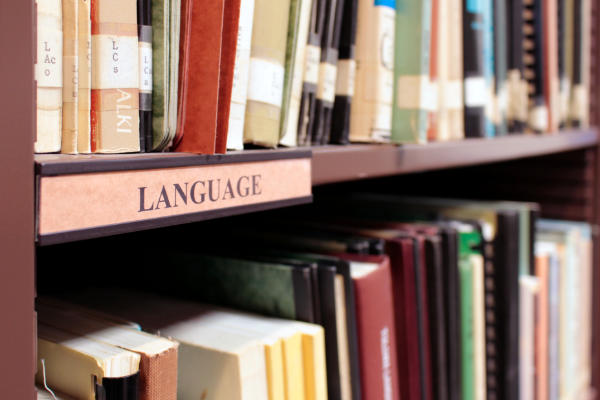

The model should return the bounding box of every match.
[90,0,140,153]
[37,298,178,400]
[214,0,242,154]
[174,0,224,154]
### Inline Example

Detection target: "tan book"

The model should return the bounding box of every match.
[36,323,141,400]
[37,299,179,400]
[472,254,486,400]
[447,0,463,140]
[35,0,63,153]
[350,0,395,142]
[243,0,291,147]
[535,254,550,400]
[435,0,450,141]
[61,0,78,154]
[334,274,352,400]
[36,385,77,400]
[90,0,140,153]
[519,276,540,400]
[77,0,92,153]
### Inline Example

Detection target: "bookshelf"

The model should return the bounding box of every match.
[2,0,600,398]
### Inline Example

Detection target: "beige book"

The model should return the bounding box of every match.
[472,254,486,400]
[35,0,63,153]
[244,0,291,147]
[36,323,141,400]
[436,0,450,141]
[61,0,78,154]
[37,299,179,400]
[447,0,463,139]
[350,0,395,142]
[519,276,540,400]
[575,234,593,398]
[335,274,352,400]
[77,0,91,153]
[36,385,77,400]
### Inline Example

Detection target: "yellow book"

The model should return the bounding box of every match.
[291,322,328,400]
[61,0,78,154]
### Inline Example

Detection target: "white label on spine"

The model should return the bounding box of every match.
[317,62,337,103]
[63,55,78,102]
[139,44,153,93]
[304,45,321,85]
[92,35,139,89]
[464,77,487,107]
[37,29,63,88]
[336,59,356,97]
[444,80,463,110]
[529,105,549,131]
[395,75,434,110]
[247,58,284,108]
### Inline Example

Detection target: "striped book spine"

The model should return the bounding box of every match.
[463,0,486,137]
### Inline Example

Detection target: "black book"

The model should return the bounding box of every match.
[463,0,486,137]
[571,0,584,127]
[298,0,327,146]
[557,0,567,129]
[330,0,358,144]
[137,0,152,152]
[524,0,547,133]
[506,0,527,133]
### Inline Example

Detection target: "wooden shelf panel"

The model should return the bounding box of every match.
[312,129,599,185]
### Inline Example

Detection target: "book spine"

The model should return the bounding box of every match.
[35,0,63,153]
[244,0,291,147]
[427,0,439,142]
[62,0,79,154]
[544,0,560,132]
[227,0,255,150]
[557,0,570,129]
[435,0,451,142]
[77,0,92,153]
[494,0,508,136]
[150,0,169,151]
[350,0,396,143]
[570,0,586,127]
[481,0,495,137]
[391,0,431,144]
[525,0,549,133]
[459,257,474,400]
[90,0,140,153]
[506,0,528,133]
[137,0,152,152]
[547,253,560,400]
[298,0,326,146]
[448,0,464,140]
[519,276,540,400]
[463,0,486,138]
[331,0,359,144]
[472,255,486,400]
[535,256,550,400]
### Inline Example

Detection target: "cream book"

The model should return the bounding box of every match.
[244,0,291,147]
[350,0,395,142]
[37,299,179,400]
[77,0,91,153]
[35,0,63,153]
[36,323,141,400]
[61,0,78,154]
[447,0,464,140]
[227,0,255,150]
[472,254,486,400]
[519,276,540,400]
[36,385,77,400]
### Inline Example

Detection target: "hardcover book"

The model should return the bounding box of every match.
[243,0,292,147]
[90,0,140,153]
[506,0,528,133]
[138,0,152,152]
[61,0,78,154]
[77,0,92,152]
[493,0,508,136]
[544,0,560,132]
[481,0,495,137]
[463,0,486,137]
[35,0,63,153]
[447,0,463,140]
[350,0,396,142]
[524,0,548,133]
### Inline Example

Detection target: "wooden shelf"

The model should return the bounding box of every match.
[312,129,599,185]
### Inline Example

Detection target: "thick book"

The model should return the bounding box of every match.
[280,0,313,147]
[61,0,78,154]
[215,0,242,153]
[35,0,63,153]
[173,0,222,154]
[226,0,255,150]
[350,0,396,142]
[331,0,359,144]
[77,0,92,152]
[37,298,179,400]
[243,0,291,147]
[90,0,140,153]
[36,323,140,400]
[137,0,152,152]
[506,0,528,133]
[311,0,346,145]
[392,0,432,144]
[463,0,486,137]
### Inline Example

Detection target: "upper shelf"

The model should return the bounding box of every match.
[311,128,599,185]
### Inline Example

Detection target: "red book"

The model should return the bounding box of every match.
[174,0,224,154]
[333,253,401,400]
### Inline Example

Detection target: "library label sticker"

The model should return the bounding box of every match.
[38,158,312,235]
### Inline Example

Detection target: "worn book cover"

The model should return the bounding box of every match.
[61,0,78,154]
[36,0,63,153]
[90,0,140,153]
[77,0,92,152]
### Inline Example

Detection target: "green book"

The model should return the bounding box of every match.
[392,0,432,144]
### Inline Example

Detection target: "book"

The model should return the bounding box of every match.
[493,0,508,136]
[331,0,359,144]
[166,0,181,148]
[472,250,485,400]
[558,0,570,128]
[77,0,92,153]
[350,0,396,142]
[463,0,486,137]
[481,0,495,137]
[227,0,255,150]
[434,0,450,141]
[36,323,140,400]
[534,251,550,400]
[150,0,172,150]
[426,0,438,142]
[35,0,63,153]
[61,0,78,154]
[173,0,223,154]
[37,298,179,400]
[36,386,77,400]
[459,246,475,400]
[243,0,291,147]
[506,0,528,133]
[570,0,590,127]
[392,0,432,144]
[137,0,152,152]
[215,0,242,154]
[280,0,313,147]
[519,276,540,400]
[90,0,140,153]
[311,0,346,145]
[446,0,463,140]
[544,0,560,132]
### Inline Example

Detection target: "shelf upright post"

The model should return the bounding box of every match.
[592,0,600,391]
[0,0,36,398]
